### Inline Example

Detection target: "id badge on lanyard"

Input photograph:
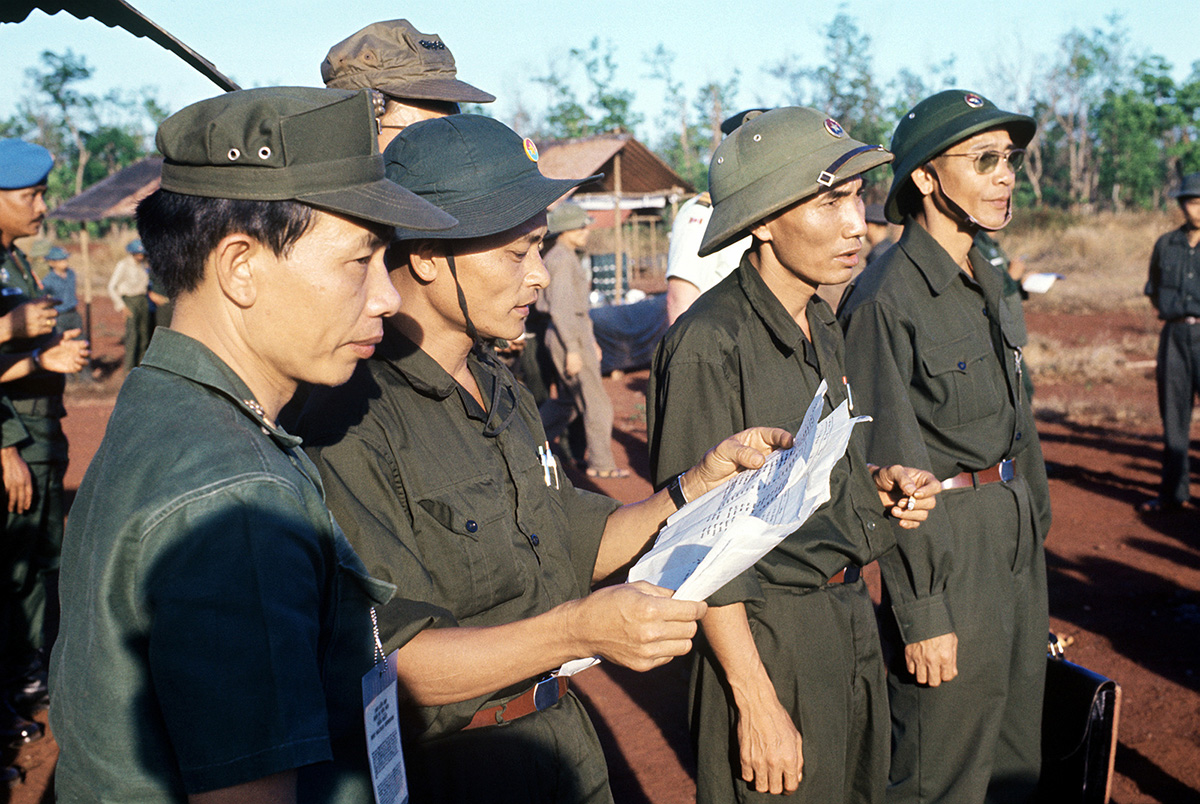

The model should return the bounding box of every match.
[361,607,408,804]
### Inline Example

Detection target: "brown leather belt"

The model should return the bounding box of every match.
[941,458,1015,490]
[464,676,568,730]
[828,565,862,584]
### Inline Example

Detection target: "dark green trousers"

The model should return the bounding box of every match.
[1155,320,1200,505]
[405,692,612,804]
[1,458,66,674]
[692,580,889,804]
[122,294,152,371]
[883,483,1048,804]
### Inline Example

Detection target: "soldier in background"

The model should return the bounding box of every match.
[322,18,494,152]
[1140,171,1200,513]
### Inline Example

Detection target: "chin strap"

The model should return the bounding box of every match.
[925,164,1012,232]
[445,252,481,347]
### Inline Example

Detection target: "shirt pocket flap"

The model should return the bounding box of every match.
[922,334,992,377]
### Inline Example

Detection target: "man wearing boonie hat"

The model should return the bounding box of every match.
[1140,171,1200,514]
[838,90,1052,803]
[0,138,92,750]
[49,86,456,803]
[298,113,791,803]
[647,106,942,803]
[322,18,495,152]
[537,201,627,478]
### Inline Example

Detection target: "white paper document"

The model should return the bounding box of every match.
[1021,272,1065,294]
[627,380,871,602]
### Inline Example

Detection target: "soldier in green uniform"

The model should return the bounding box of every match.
[839,90,1052,804]
[49,87,457,803]
[298,114,792,804]
[0,138,91,734]
[647,107,942,804]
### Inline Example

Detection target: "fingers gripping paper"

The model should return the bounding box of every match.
[628,380,870,601]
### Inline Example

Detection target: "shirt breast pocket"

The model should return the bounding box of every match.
[920,334,1000,429]
[415,476,526,621]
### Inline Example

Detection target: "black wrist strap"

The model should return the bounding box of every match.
[667,473,688,510]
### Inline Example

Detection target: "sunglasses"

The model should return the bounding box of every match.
[939,148,1026,175]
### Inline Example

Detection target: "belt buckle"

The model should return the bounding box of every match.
[999,458,1015,482]
[533,676,560,712]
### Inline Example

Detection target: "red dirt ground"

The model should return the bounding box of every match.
[3,302,1198,803]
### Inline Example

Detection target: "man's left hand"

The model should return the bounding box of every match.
[683,427,795,500]
[872,464,940,528]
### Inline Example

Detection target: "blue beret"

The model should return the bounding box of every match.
[45,246,68,260]
[0,140,53,190]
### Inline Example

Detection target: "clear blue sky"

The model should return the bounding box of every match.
[2,0,1197,142]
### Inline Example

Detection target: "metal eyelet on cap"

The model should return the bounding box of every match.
[716,156,724,164]
[227,148,240,161]
[258,146,271,159]
[752,134,762,142]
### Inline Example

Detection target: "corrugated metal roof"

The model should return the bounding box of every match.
[536,134,692,196]
[48,157,162,221]
[3,2,238,91]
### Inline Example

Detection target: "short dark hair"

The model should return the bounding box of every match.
[136,189,315,297]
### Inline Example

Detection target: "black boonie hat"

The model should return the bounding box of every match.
[156,86,456,231]
[720,108,770,136]
[1171,172,1200,200]
[886,89,1036,224]
[385,115,601,241]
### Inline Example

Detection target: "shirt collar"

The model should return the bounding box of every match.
[376,327,520,437]
[897,218,986,296]
[735,255,840,353]
[139,328,301,449]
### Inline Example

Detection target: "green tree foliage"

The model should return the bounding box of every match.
[534,39,642,140]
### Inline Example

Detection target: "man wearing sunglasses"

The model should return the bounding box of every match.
[839,91,1052,804]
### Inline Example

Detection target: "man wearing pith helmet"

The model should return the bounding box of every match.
[297,114,791,803]
[647,106,942,803]
[322,18,495,152]
[839,90,1052,803]
[49,86,456,803]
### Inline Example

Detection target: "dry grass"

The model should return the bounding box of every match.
[999,209,1181,314]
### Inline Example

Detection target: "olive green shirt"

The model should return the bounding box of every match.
[300,329,620,739]
[50,328,393,802]
[647,258,893,608]
[0,244,64,460]
[838,220,1052,644]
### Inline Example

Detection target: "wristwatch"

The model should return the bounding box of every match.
[666,473,689,510]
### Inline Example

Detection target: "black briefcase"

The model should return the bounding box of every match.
[1036,636,1121,804]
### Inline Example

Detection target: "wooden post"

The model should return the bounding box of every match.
[649,217,658,278]
[78,226,94,349]
[613,152,623,301]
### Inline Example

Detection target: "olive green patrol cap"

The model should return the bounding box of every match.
[1171,172,1200,199]
[885,89,1036,224]
[699,106,893,257]
[547,202,590,235]
[156,87,456,231]
[322,19,495,104]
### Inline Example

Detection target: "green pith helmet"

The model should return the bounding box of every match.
[547,202,590,235]
[885,89,1036,224]
[700,106,893,258]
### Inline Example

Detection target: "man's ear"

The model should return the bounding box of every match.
[210,232,260,308]
[405,239,444,284]
[749,219,773,243]
[910,163,937,198]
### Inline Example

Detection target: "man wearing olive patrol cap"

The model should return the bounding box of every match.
[838,90,1051,803]
[49,86,456,803]
[297,113,792,803]
[647,107,943,804]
